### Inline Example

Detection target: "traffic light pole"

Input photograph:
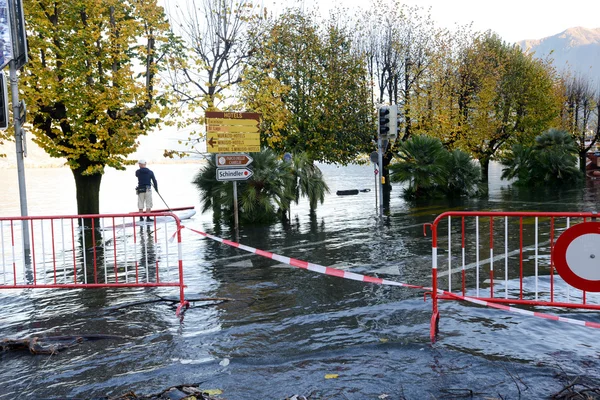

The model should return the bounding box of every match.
[9,59,30,253]
[376,103,398,218]
[377,137,384,218]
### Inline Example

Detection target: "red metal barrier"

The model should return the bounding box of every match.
[428,211,600,341]
[0,212,188,315]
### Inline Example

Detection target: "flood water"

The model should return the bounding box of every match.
[1,161,600,399]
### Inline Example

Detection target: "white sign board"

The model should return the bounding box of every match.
[216,167,253,181]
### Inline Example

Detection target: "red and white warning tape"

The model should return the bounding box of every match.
[440,291,600,329]
[183,226,424,290]
[181,226,600,330]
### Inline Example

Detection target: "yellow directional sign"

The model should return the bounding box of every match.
[205,111,262,153]
[207,132,260,140]
[207,118,259,126]
[206,125,259,133]
[207,133,260,145]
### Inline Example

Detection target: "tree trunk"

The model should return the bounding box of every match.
[480,157,490,184]
[72,167,103,215]
[580,152,587,173]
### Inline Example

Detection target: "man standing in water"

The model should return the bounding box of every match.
[136,159,158,221]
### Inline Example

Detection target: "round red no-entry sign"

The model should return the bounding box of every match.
[554,222,600,292]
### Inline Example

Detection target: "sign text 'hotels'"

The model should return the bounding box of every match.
[206,111,261,153]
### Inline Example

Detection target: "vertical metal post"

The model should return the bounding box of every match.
[233,181,239,237]
[373,163,378,210]
[377,137,384,218]
[9,60,29,252]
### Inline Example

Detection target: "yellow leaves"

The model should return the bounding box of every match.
[23,0,173,168]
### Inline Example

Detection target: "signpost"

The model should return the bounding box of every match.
[205,111,260,153]
[209,134,258,236]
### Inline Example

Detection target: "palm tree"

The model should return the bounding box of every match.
[239,149,295,223]
[288,153,330,212]
[499,143,533,183]
[389,135,448,199]
[192,156,224,221]
[443,149,481,197]
[533,128,581,184]
[194,149,328,224]
[500,128,582,187]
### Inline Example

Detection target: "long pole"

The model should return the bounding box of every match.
[373,163,378,211]
[9,60,29,252]
[377,137,384,218]
[233,181,239,238]
[156,190,172,211]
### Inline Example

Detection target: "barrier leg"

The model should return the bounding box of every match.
[430,311,439,343]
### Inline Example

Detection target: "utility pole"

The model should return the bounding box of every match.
[10,59,29,252]
[6,0,30,253]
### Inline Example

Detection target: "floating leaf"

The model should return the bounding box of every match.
[324,374,339,379]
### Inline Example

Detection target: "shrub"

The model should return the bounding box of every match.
[500,129,582,187]
[390,135,481,199]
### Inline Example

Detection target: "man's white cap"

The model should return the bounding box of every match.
[138,159,146,165]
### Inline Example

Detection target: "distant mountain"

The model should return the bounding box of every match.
[518,27,600,84]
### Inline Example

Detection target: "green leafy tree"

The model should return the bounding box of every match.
[240,9,373,165]
[22,0,174,215]
[443,32,561,182]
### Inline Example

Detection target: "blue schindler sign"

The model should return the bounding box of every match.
[0,0,14,70]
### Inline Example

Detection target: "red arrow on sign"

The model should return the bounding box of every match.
[208,137,216,148]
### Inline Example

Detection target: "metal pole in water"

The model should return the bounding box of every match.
[377,137,384,218]
[370,151,378,211]
[9,60,30,253]
[374,164,378,210]
[233,181,239,236]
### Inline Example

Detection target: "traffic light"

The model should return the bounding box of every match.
[0,73,8,130]
[377,105,397,138]
[378,106,390,136]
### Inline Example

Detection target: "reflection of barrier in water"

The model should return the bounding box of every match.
[426,211,600,342]
[0,211,190,315]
